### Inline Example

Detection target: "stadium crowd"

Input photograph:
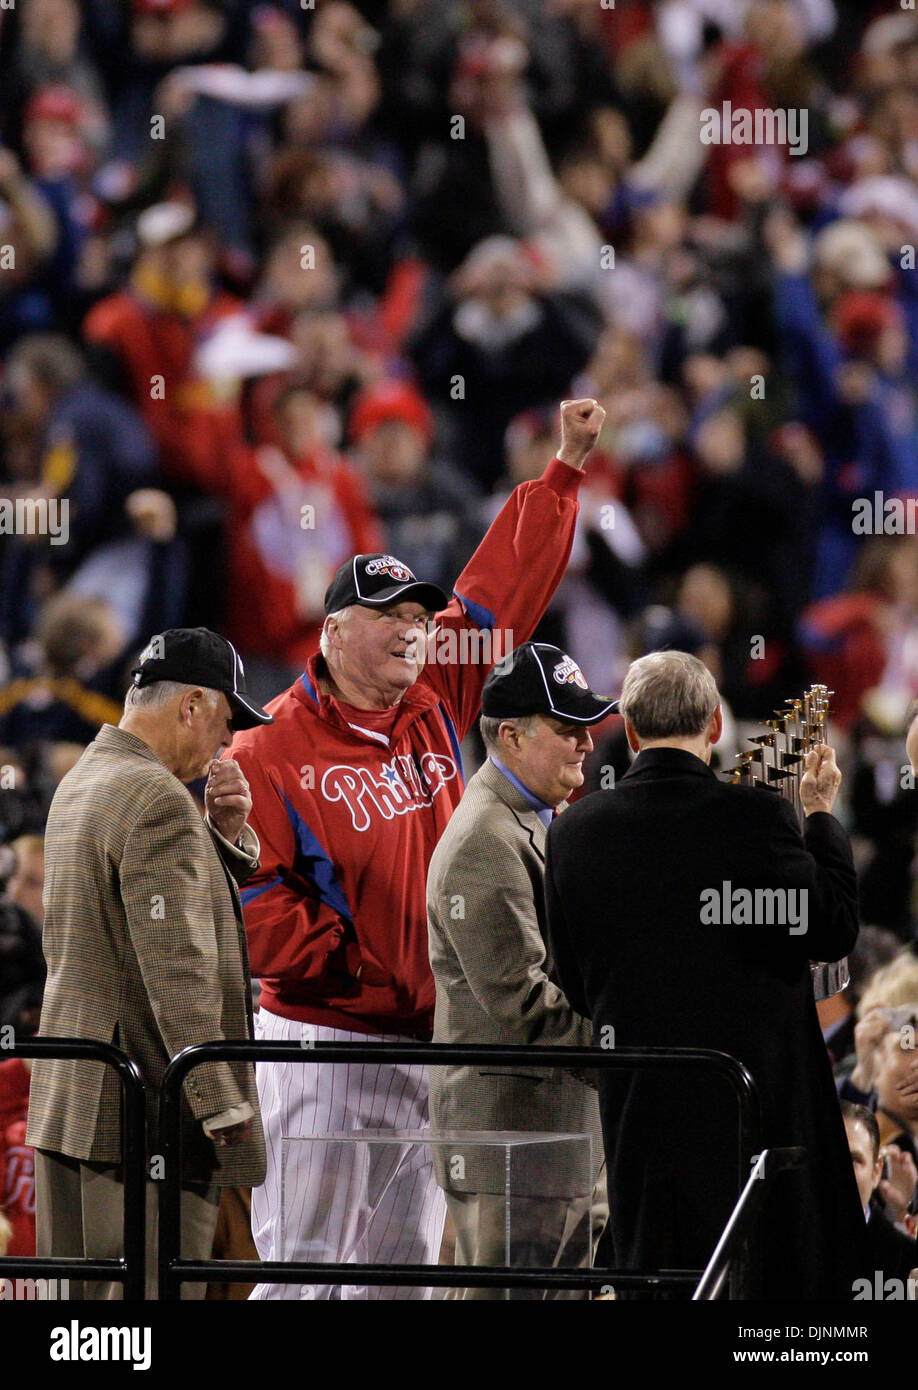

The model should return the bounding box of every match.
[1,0,917,1296]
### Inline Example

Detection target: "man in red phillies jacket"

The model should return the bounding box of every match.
[229,397,606,1300]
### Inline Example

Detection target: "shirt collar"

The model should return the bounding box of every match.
[489,755,554,828]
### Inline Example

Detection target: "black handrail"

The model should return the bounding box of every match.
[0,1037,147,1300]
[159,1041,761,1301]
[693,1145,806,1301]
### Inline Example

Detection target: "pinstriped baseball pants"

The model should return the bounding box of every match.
[249,1009,446,1300]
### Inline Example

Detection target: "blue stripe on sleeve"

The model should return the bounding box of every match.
[452,590,495,631]
[241,874,282,906]
[282,795,354,923]
[438,703,465,786]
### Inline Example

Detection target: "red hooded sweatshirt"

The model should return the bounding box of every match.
[229,457,584,1035]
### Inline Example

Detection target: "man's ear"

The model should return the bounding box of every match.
[623,717,641,754]
[499,720,519,755]
[179,687,204,726]
[709,704,724,746]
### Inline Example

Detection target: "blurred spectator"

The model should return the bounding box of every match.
[248,306,376,444]
[842,947,918,1103]
[849,716,918,940]
[0,751,46,847]
[0,149,58,351]
[824,925,903,1074]
[842,1102,917,1289]
[2,0,108,151]
[252,224,342,332]
[162,380,383,697]
[0,332,185,650]
[867,1010,918,1233]
[110,0,236,171]
[350,378,482,600]
[0,592,124,747]
[264,146,405,298]
[0,1055,34,1264]
[799,537,918,731]
[410,234,602,489]
[0,849,44,1033]
[17,83,104,334]
[766,210,918,598]
[485,404,645,691]
[83,201,240,478]
[7,832,44,929]
[584,594,740,792]
[409,35,523,275]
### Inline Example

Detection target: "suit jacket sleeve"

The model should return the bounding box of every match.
[772,799,859,962]
[205,816,260,885]
[543,825,590,1021]
[433,827,590,1044]
[120,787,247,1121]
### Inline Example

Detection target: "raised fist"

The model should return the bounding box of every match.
[557,398,606,470]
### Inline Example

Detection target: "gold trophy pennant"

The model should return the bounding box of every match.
[724,684,849,1000]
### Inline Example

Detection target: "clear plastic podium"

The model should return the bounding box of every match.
[281,1129,594,1299]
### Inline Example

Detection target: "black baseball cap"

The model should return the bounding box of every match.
[130,628,274,730]
[324,553,449,617]
[482,642,619,724]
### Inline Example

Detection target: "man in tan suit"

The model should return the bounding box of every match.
[426,642,614,1299]
[27,627,273,1298]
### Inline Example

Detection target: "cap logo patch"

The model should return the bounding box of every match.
[138,635,165,663]
[365,555,414,582]
[553,656,588,689]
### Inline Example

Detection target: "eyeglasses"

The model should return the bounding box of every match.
[372,609,437,633]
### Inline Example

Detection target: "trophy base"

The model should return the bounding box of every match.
[811,959,849,1000]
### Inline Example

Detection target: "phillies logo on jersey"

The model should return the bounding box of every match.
[322,753,458,831]
[552,656,588,689]
[2,1144,34,1214]
[364,554,414,583]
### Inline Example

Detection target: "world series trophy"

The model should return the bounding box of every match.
[723,684,850,1000]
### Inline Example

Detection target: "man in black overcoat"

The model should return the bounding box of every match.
[543,650,866,1299]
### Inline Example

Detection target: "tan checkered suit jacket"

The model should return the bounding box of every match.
[426,757,602,1197]
[26,724,266,1186]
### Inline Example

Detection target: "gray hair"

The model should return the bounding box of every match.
[479,713,540,756]
[124,680,220,712]
[618,650,719,740]
[320,607,352,659]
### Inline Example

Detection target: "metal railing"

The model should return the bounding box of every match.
[693,1145,806,1300]
[159,1041,762,1301]
[0,1037,147,1300]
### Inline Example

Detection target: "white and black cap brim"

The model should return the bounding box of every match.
[225,640,273,730]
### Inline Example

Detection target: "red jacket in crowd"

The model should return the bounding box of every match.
[0,1058,33,1259]
[83,283,242,475]
[180,439,383,668]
